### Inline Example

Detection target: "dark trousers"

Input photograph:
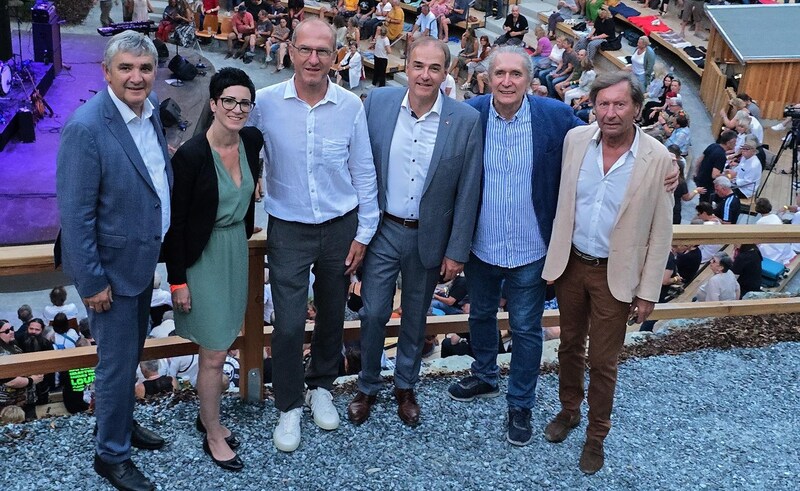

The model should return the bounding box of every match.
[372,57,388,87]
[100,1,113,27]
[91,288,151,464]
[554,254,630,441]
[267,211,357,411]
[357,219,441,394]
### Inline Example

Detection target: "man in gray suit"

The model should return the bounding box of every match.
[57,31,171,491]
[347,38,483,427]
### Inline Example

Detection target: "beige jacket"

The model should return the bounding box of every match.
[542,123,674,303]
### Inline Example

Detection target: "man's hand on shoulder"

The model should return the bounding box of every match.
[84,285,113,313]
[664,160,679,193]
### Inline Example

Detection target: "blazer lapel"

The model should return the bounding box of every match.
[103,92,157,194]
[615,144,651,223]
[422,99,453,196]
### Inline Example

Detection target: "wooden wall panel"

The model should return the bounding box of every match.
[700,60,729,138]
[741,62,800,119]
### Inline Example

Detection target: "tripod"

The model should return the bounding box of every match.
[756,119,800,206]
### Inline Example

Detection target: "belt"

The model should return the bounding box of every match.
[571,246,608,266]
[384,212,419,229]
[315,207,357,226]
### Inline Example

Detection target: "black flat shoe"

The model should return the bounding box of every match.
[202,436,244,472]
[195,415,241,450]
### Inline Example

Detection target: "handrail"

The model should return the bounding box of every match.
[4,226,800,400]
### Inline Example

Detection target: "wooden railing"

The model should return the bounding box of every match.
[3,226,800,401]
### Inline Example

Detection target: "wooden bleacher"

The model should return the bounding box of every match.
[535,11,627,70]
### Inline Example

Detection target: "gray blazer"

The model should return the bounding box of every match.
[364,87,483,269]
[56,89,172,298]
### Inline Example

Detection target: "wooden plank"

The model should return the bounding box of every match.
[671,225,800,245]
[535,12,627,70]
[611,13,703,76]
[0,244,57,276]
[240,241,266,402]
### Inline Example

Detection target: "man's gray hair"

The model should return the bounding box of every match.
[486,45,533,83]
[140,359,160,374]
[588,71,644,110]
[743,134,760,149]
[714,176,732,189]
[292,18,337,50]
[103,30,158,67]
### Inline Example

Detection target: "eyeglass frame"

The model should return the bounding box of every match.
[290,43,334,60]
[0,327,13,335]
[217,96,255,113]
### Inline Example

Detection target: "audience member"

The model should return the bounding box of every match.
[630,36,655,90]
[268,17,290,71]
[695,253,740,301]
[135,360,178,399]
[432,275,469,315]
[731,244,763,298]
[0,405,25,424]
[460,35,491,94]
[227,4,256,60]
[362,0,391,39]
[335,41,363,90]
[643,78,681,126]
[738,93,761,120]
[545,37,577,97]
[674,244,702,284]
[405,2,438,53]
[0,320,44,412]
[641,73,674,125]
[712,176,740,224]
[529,26,552,67]
[664,114,691,156]
[576,9,615,62]
[640,250,681,332]
[535,36,565,81]
[441,0,471,41]
[694,130,737,203]
[14,304,33,345]
[559,53,594,105]
[726,134,761,200]
[669,145,703,224]
[694,202,723,263]
[495,5,528,46]
[385,0,404,42]
[52,313,80,350]
[755,198,796,265]
[548,0,579,38]
[43,286,80,323]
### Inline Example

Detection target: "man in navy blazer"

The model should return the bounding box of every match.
[57,31,172,491]
[447,46,585,446]
[347,38,483,426]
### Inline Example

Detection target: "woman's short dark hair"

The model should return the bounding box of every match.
[588,72,644,110]
[755,197,772,214]
[209,67,256,102]
[50,286,67,306]
[52,313,69,335]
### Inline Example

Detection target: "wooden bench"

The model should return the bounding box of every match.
[536,11,627,70]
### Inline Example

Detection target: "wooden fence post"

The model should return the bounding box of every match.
[240,240,265,402]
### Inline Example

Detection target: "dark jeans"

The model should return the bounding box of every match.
[466,253,546,410]
[372,56,388,87]
[267,211,357,411]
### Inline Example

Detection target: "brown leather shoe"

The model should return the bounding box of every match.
[579,438,605,475]
[394,388,420,427]
[544,410,581,443]
[347,392,377,425]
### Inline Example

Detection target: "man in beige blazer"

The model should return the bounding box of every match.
[541,72,674,475]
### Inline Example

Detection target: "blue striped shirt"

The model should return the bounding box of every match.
[472,97,546,268]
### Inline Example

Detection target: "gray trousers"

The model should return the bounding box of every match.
[267,211,357,412]
[357,219,441,395]
[91,288,151,464]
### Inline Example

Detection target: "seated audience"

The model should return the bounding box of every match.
[664,114,691,156]
[43,286,80,323]
[642,73,674,124]
[643,78,681,126]
[712,176,740,224]
[52,313,80,350]
[695,253,740,302]
[695,202,723,263]
[135,360,178,399]
[726,134,761,200]
[755,198,796,265]
[694,130,737,203]
[0,320,44,412]
[431,274,469,315]
[441,0,469,41]
[268,17,290,70]
[0,405,25,424]
[529,26,553,67]
[335,41,362,90]
[554,49,588,100]
[578,9,615,62]
[674,244,702,285]
[731,244,763,298]
[449,28,479,83]
[640,251,681,332]
[460,35,491,94]
[545,37,577,97]
[669,145,703,224]
[14,304,33,345]
[548,0,579,38]
[495,5,528,46]
[737,93,761,120]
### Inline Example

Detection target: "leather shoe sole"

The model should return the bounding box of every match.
[196,415,241,449]
[347,392,377,425]
[544,411,581,443]
[93,454,155,491]
[203,436,244,472]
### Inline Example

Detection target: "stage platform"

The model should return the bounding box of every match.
[0,62,55,151]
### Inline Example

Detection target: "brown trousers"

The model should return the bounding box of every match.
[554,253,630,440]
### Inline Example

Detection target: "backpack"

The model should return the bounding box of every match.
[623,29,640,47]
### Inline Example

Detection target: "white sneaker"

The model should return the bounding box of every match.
[305,388,340,430]
[772,122,787,131]
[266,54,273,62]
[272,407,302,452]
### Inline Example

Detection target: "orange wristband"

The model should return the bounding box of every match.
[170,283,187,293]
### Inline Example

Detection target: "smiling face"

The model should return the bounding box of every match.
[211,86,253,133]
[103,50,155,116]
[290,20,336,92]
[27,320,44,336]
[406,42,447,105]
[489,52,531,112]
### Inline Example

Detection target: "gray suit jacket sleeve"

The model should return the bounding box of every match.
[57,120,109,298]
[444,114,483,264]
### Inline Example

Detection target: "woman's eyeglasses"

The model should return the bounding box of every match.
[218,97,255,113]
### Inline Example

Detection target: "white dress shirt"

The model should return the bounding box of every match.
[385,91,442,219]
[757,213,796,265]
[248,77,379,245]
[572,128,640,258]
[107,87,171,239]
[732,154,761,198]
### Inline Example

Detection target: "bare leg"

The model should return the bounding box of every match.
[197,347,235,461]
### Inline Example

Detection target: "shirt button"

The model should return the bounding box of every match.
[412,159,415,163]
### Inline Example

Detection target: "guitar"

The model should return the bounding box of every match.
[23,67,54,121]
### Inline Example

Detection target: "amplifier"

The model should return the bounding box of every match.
[31,2,57,24]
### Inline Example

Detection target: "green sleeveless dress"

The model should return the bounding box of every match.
[175,141,254,351]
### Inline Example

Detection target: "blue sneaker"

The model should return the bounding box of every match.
[447,375,500,402]
[507,407,533,446]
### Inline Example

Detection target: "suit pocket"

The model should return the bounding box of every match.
[97,233,127,249]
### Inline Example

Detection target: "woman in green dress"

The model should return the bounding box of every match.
[165,67,263,472]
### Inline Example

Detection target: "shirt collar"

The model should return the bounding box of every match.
[283,75,339,106]
[400,90,443,120]
[489,95,529,123]
[107,86,153,123]
[590,124,641,157]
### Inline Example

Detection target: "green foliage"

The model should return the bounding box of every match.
[54,0,95,25]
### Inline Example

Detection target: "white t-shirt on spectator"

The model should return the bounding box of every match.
[757,213,796,265]
[441,74,457,99]
[44,303,80,323]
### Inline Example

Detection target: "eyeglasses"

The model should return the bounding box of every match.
[0,328,12,334]
[290,44,333,60]
[218,97,255,113]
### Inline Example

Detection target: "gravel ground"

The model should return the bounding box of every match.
[2,342,799,490]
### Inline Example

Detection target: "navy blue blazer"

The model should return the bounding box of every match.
[465,94,584,246]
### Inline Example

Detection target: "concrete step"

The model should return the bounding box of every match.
[386,79,406,88]
[393,72,409,87]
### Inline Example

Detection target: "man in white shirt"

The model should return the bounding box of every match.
[346,38,482,427]
[247,18,379,453]
[404,3,438,57]
[542,72,673,475]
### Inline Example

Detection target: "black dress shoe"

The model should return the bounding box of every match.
[195,415,241,450]
[131,421,165,450]
[93,454,154,491]
[203,436,244,472]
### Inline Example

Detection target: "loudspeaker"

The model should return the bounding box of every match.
[168,54,197,81]
[32,20,62,74]
[153,39,169,62]
[159,98,182,127]
[17,108,36,143]
[0,0,11,61]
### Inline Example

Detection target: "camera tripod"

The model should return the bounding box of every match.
[757,118,800,206]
